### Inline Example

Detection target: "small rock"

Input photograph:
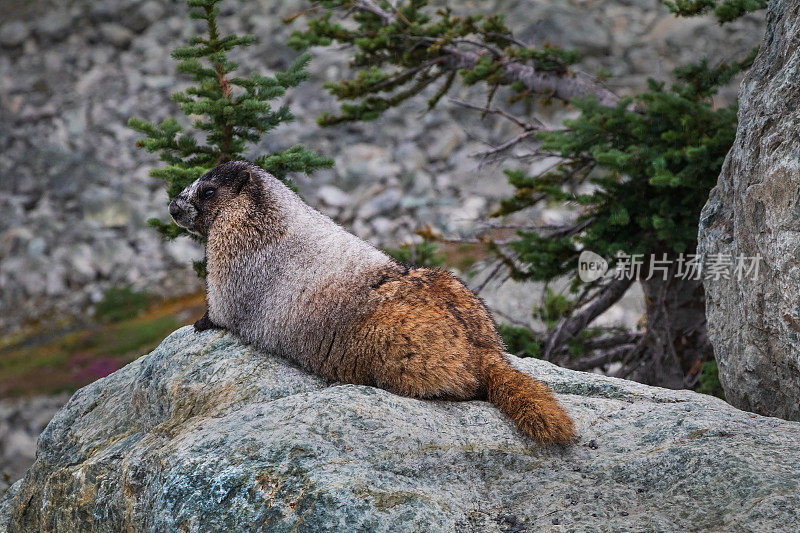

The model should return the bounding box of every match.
[143,75,174,89]
[127,1,166,33]
[2,429,35,458]
[90,0,126,21]
[396,142,427,171]
[316,185,351,208]
[0,21,30,48]
[65,244,98,280]
[427,124,467,161]
[338,143,401,179]
[351,218,372,240]
[164,238,203,265]
[411,171,433,194]
[0,227,33,257]
[85,202,132,228]
[26,237,47,256]
[140,1,167,23]
[451,196,487,227]
[370,216,393,236]
[357,188,402,220]
[98,23,134,48]
[435,173,451,189]
[34,12,72,42]
[45,264,67,296]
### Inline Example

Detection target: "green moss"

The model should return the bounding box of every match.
[0,343,71,376]
[94,286,153,323]
[0,294,200,397]
[70,316,179,358]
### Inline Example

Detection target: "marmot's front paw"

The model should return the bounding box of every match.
[194,310,222,332]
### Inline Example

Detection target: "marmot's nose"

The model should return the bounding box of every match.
[169,200,181,218]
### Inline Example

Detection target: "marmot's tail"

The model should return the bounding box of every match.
[484,356,575,444]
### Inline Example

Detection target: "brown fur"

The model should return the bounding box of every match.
[348,268,575,444]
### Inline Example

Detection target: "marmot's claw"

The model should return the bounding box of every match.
[194,310,222,332]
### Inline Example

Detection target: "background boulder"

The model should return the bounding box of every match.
[698,0,800,420]
[2,327,798,532]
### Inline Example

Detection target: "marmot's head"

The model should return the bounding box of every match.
[169,161,257,237]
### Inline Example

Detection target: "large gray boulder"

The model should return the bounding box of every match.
[698,0,800,419]
[2,326,799,532]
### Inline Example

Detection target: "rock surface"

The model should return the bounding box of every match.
[698,0,800,420]
[2,326,799,532]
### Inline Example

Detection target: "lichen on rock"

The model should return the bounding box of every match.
[1,326,799,532]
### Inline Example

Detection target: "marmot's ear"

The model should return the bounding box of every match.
[234,168,251,194]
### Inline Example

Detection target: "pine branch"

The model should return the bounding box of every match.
[353,0,395,24]
[130,0,331,277]
[443,45,621,107]
[349,2,621,107]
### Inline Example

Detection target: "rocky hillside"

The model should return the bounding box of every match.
[0,0,763,332]
[0,395,68,493]
[2,326,798,532]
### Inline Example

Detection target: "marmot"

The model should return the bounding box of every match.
[169,161,575,444]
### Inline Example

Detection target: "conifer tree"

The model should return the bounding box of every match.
[289,0,764,391]
[129,0,332,276]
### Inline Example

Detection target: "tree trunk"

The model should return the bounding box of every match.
[623,268,711,389]
[554,251,713,390]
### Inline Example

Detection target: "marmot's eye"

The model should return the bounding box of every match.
[203,187,216,199]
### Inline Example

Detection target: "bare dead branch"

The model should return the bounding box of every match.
[448,97,543,130]
[473,259,506,294]
[484,31,529,49]
[565,343,638,371]
[472,218,594,240]
[543,276,635,361]
[579,331,641,351]
[473,130,540,158]
[440,45,622,107]
[401,36,505,57]
[546,218,594,239]
[447,97,550,157]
